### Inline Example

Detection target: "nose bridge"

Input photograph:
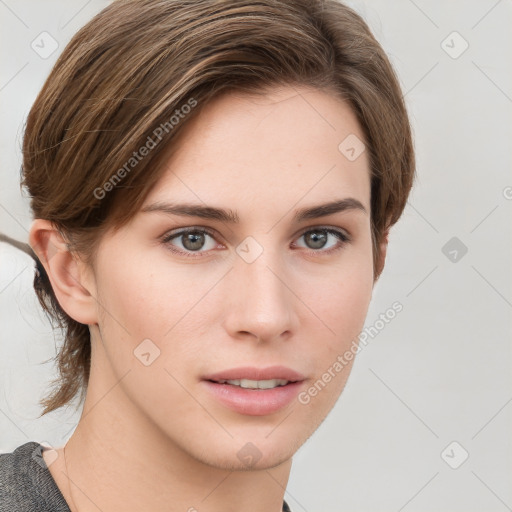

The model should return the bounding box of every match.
[226,236,295,339]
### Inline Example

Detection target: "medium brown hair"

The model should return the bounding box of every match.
[16,0,415,415]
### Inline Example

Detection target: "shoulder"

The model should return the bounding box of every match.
[0,441,40,508]
[0,441,70,511]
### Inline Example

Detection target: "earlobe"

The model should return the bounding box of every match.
[28,219,98,325]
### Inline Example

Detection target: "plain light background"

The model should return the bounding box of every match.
[1,1,511,511]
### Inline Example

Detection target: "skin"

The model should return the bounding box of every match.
[31,84,387,512]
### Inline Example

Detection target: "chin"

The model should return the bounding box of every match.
[186,435,298,472]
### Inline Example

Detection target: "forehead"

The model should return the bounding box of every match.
[145,85,370,217]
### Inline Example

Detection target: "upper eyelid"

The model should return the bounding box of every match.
[162,226,218,242]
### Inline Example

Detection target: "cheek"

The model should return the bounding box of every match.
[296,253,373,400]
[91,251,207,409]
[93,248,215,365]
[306,279,371,370]
[92,247,169,358]
[303,250,373,339]
[294,263,373,415]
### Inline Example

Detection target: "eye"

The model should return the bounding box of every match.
[161,226,350,259]
[162,228,219,257]
[293,227,350,254]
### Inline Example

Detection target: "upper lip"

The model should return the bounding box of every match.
[203,366,306,383]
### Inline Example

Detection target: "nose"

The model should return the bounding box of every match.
[222,241,299,342]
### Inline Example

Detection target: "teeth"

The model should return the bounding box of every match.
[218,378,289,389]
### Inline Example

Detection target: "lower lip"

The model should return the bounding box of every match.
[201,380,304,416]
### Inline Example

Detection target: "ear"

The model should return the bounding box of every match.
[374,228,389,283]
[28,219,98,325]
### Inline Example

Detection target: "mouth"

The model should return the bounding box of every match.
[207,378,293,390]
[201,366,306,416]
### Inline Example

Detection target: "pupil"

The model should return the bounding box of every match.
[183,232,204,251]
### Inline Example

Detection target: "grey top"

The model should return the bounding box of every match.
[0,441,70,511]
[0,441,292,512]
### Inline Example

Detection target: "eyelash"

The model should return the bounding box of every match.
[160,226,351,259]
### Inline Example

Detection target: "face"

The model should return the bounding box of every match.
[85,85,375,470]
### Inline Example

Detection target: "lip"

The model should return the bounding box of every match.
[201,366,306,416]
[202,365,306,383]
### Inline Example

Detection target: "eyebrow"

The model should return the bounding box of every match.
[141,198,367,223]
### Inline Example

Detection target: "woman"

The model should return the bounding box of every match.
[0,0,415,510]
